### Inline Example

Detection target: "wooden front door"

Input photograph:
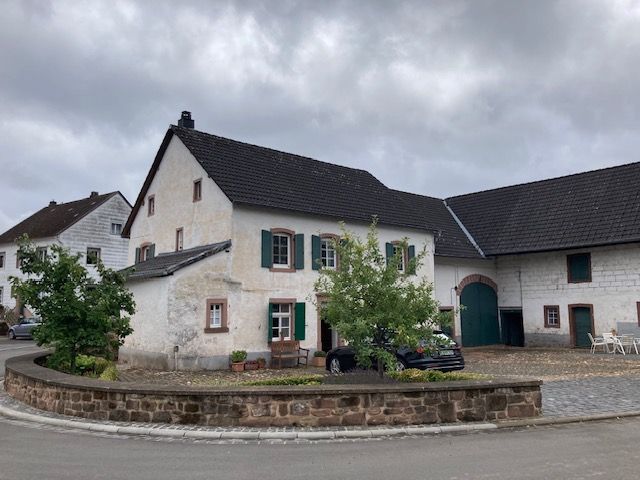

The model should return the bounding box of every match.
[570,305,594,348]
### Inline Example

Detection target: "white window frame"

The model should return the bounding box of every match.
[272,233,291,268]
[147,195,155,216]
[36,247,47,261]
[272,303,292,340]
[86,247,101,265]
[393,244,405,273]
[176,228,184,251]
[111,223,123,235]
[141,245,151,262]
[320,238,336,269]
[545,306,560,328]
[0,251,6,269]
[209,303,222,328]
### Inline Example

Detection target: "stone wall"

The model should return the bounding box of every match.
[5,353,542,427]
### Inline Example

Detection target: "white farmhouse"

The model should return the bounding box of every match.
[0,192,131,314]
[121,111,640,370]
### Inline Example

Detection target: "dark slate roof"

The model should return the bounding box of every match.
[123,126,430,236]
[446,162,640,256]
[391,190,482,259]
[124,241,231,280]
[0,192,125,244]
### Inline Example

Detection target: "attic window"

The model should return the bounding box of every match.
[148,195,155,216]
[193,179,202,202]
[567,253,591,283]
[111,223,123,235]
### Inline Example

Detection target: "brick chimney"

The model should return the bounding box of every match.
[178,111,194,129]
[49,200,57,207]
[90,191,99,198]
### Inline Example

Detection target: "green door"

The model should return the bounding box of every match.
[460,282,500,347]
[573,307,593,348]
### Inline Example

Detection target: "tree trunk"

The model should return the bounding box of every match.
[70,347,77,374]
[377,357,384,378]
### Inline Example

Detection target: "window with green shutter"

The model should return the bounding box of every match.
[261,230,272,268]
[294,234,304,270]
[567,253,591,283]
[311,235,321,270]
[294,302,306,341]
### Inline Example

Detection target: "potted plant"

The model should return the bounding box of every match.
[244,359,259,370]
[230,350,247,372]
[256,357,266,369]
[312,350,326,367]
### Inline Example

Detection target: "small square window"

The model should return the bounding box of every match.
[86,247,101,265]
[567,253,591,283]
[111,223,123,235]
[147,195,155,216]
[0,252,5,269]
[193,179,202,202]
[544,305,560,328]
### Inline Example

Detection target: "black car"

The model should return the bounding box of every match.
[325,331,465,373]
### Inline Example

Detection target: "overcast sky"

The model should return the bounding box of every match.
[1,0,640,233]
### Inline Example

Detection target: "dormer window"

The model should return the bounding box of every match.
[193,179,202,202]
[147,195,155,216]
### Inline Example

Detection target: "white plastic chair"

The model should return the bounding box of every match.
[619,335,638,355]
[602,332,615,353]
[587,332,607,354]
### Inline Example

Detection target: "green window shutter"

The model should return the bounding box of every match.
[385,242,394,264]
[149,244,155,258]
[267,303,274,343]
[294,302,306,341]
[261,230,272,268]
[407,245,416,274]
[311,235,321,270]
[294,234,304,270]
[135,248,141,264]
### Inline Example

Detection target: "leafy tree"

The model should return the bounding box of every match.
[314,220,448,377]
[10,236,135,373]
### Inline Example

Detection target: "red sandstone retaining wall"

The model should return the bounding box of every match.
[4,353,542,427]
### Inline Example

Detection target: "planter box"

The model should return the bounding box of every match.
[244,360,259,371]
[311,356,326,368]
[230,362,244,372]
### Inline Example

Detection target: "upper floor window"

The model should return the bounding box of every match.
[544,305,560,328]
[320,236,337,269]
[147,195,155,216]
[205,298,228,333]
[86,247,101,265]
[111,223,123,235]
[0,252,5,269]
[0,286,3,305]
[176,228,184,252]
[567,253,591,283]
[193,179,202,202]
[272,233,291,268]
[36,247,47,261]
[392,243,405,273]
[135,243,155,264]
[16,253,22,269]
[385,241,416,275]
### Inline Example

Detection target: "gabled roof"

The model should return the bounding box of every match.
[0,192,128,245]
[391,190,482,259]
[446,162,640,256]
[124,240,231,280]
[123,126,430,236]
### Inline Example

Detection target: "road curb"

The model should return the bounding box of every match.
[495,410,640,428]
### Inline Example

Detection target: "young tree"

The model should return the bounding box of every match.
[314,220,447,377]
[10,236,135,373]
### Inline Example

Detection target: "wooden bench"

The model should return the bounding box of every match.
[270,340,309,369]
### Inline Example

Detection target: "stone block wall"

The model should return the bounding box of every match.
[4,354,541,427]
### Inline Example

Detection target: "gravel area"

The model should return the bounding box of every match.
[463,347,640,381]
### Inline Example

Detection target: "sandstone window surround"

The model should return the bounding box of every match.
[544,305,560,328]
[261,229,304,272]
[268,299,306,342]
[567,252,591,283]
[193,179,202,202]
[147,195,155,216]
[204,298,228,333]
[135,243,155,264]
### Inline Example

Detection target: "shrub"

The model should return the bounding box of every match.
[388,368,488,383]
[99,364,119,381]
[230,350,247,363]
[242,374,324,386]
[313,351,327,357]
[94,357,111,376]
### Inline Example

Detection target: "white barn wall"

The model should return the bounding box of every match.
[496,243,640,346]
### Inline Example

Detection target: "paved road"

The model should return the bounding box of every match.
[1,414,640,479]
[0,338,41,377]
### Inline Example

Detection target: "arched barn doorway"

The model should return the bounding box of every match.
[459,276,500,347]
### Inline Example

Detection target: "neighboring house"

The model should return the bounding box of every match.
[0,191,131,314]
[120,112,435,370]
[121,111,640,370]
